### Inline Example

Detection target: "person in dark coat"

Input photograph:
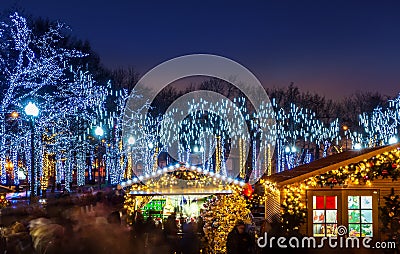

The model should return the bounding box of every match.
[181,218,199,254]
[226,220,253,254]
[145,216,156,233]
[164,214,179,254]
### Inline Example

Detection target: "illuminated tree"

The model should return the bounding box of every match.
[359,94,400,147]
[0,12,106,189]
[201,192,251,253]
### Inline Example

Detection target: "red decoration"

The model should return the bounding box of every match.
[315,196,324,209]
[331,178,338,184]
[242,183,254,198]
[382,169,389,175]
[326,196,337,209]
[393,164,398,169]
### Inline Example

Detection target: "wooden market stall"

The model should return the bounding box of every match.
[263,143,400,240]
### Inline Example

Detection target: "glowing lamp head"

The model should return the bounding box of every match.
[148,142,154,149]
[5,161,13,170]
[193,146,199,153]
[95,126,104,137]
[24,102,39,117]
[291,146,297,153]
[10,111,19,118]
[389,136,398,145]
[128,136,135,145]
[354,143,362,150]
[285,146,291,153]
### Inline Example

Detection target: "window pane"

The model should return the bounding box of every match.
[313,196,316,209]
[314,196,324,209]
[348,196,360,209]
[313,224,325,237]
[361,196,372,209]
[326,196,337,209]
[313,210,325,223]
[326,224,337,237]
[348,210,360,223]
[349,224,361,237]
[362,224,373,237]
[326,210,337,223]
[361,210,373,223]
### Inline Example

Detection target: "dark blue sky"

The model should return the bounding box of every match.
[2,0,400,99]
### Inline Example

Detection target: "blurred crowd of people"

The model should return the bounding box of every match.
[130,212,257,254]
[130,212,206,254]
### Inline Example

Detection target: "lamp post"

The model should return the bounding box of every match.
[128,136,135,179]
[25,102,39,203]
[342,125,348,150]
[5,160,13,187]
[94,126,104,190]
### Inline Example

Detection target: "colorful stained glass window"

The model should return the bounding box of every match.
[348,196,373,237]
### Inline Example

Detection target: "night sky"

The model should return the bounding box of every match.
[2,0,400,99]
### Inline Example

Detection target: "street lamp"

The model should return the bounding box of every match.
[128,136,135,145]
[389,136,398,145]
[25,102,39,203]
[10,111,19,119]
[354,143,362,150]
[25,102,39,117]
[94,126,104,190]
[95,126,104,137]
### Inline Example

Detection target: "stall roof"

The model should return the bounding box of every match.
[0,185,13,193]
[129,189,233,196]
[264,143,400,187]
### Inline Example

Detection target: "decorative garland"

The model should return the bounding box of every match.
[171,169,202,180]
[312,148,400,187]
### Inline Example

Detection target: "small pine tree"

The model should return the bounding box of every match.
[379,188,400,240]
